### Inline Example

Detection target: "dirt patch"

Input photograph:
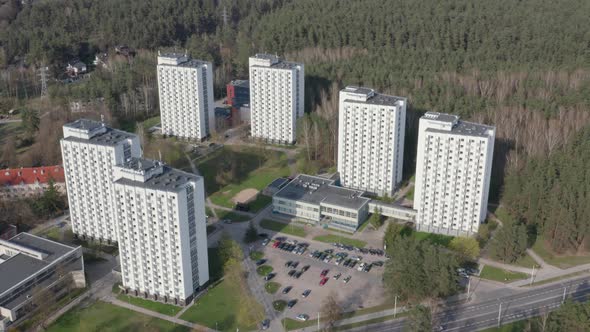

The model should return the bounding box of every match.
[232,188,259,204]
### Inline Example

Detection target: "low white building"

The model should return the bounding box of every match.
[157,53,215,140]
[60,119,141,243]
[337,86,406,197]
[413,112,495,236]
[272,175,370,232]
[0,233,85,330]
[249,54,304,144]
[113,158,209,305]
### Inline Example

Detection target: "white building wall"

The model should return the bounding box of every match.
[60,131,140,242]
[413,114,495,236]
[157,55,214,140]
[114,174,208,303]
[249,55,304,144]
[337,88,406,197]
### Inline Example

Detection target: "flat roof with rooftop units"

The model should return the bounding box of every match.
[275,174,369,210]
[422,112,495,138]
[341,86,405,107]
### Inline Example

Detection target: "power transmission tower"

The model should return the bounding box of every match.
[222,6,228,26]
[38,66,49,98]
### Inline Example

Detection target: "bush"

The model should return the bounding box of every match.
[256,265,273,276]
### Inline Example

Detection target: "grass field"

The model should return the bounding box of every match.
[532,235,590,269]
[180,280,259,331]
[215,209,250,222]
[260,219,307,237]
[313,234,367,248]
[142,115,160,130]
[256,265,273,276]
[405,186,414,201]
[479,265,529,283]
[46,301,188,332]
[197,146,290,208]
[265,282,281,294]
[283,302,406,330]
[273,300,287,312]
[481,320,528,332]
[116,294,182,316]
[249,251,264,260]
[249,194,273,212]
[0,121,23,144]
[207,247,224,281]
[488,253,539,269]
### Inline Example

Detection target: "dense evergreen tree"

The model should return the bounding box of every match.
[502,127,590,254]
[488,223,528,263]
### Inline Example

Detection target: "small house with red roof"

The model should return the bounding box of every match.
[0,166,65,199]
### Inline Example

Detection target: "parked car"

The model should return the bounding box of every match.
[349,261,357,269]
[291,262,299,269]
[223,219,232,224]
[273,241,281,248]
[261,319,270,330]
[333,273,341,280]
[288,270,297,277]
[320,269,329,277]
[343,275,352,283]
[262,238,270,246]
[372,261,384,267]
[357,262,366,271]
[363,264,372,272]
[319,277,329,286]
[285,261,293,268]
[302,289,311,298]
[256,259,267,266]
[294,271,303,279]
[302,265,310,272]
[296,314,310,321]
[287,299,297,309]
[264,273,276,281]
[282,286,292,294]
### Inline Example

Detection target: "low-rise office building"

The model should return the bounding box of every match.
[272,174,370,232]
[0,233,85,331]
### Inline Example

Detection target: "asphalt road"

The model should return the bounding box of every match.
[344,276,590,332]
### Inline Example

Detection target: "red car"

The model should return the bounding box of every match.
[319,277,329,286]
[273,241,281,248]
[320,269,329,277]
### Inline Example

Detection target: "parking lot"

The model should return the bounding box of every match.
[253,236,389,322]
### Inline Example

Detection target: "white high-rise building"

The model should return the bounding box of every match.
[157,53,215,140]
[61,119,141,243]
[249,54,304,144]
[413,112,495,236]
[113,157,209,305]
[337,86,406,197]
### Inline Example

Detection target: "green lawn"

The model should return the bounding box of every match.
[256,265,273,276]
[405,186,414,201]
[142,115,161,130]
[249,194,273,212]
[283,302,406,330]
[413,231,454,247]
[249,251,264,260]
[0,121,23,144]
[260,219,307,237]
[116,294,182,316]
[215,209,250,222]
[265,282,281,294]
[180,280,259,331]
[198,146,290,208]
[273,300,287,312]
[532,235,590,269]
[46,301,188,332]
[479,265,529,283]
[313,234,367,248]
[490,253,539,269]
[481,320,528,332]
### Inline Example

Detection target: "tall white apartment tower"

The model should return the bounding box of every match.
[113,157,209,305]
[60,119,141,242]
[157,53,215,140]
[249,54,304,144]
[337,86,406,197]
[413,112,495,236]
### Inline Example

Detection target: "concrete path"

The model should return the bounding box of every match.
[206,200,256,218]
